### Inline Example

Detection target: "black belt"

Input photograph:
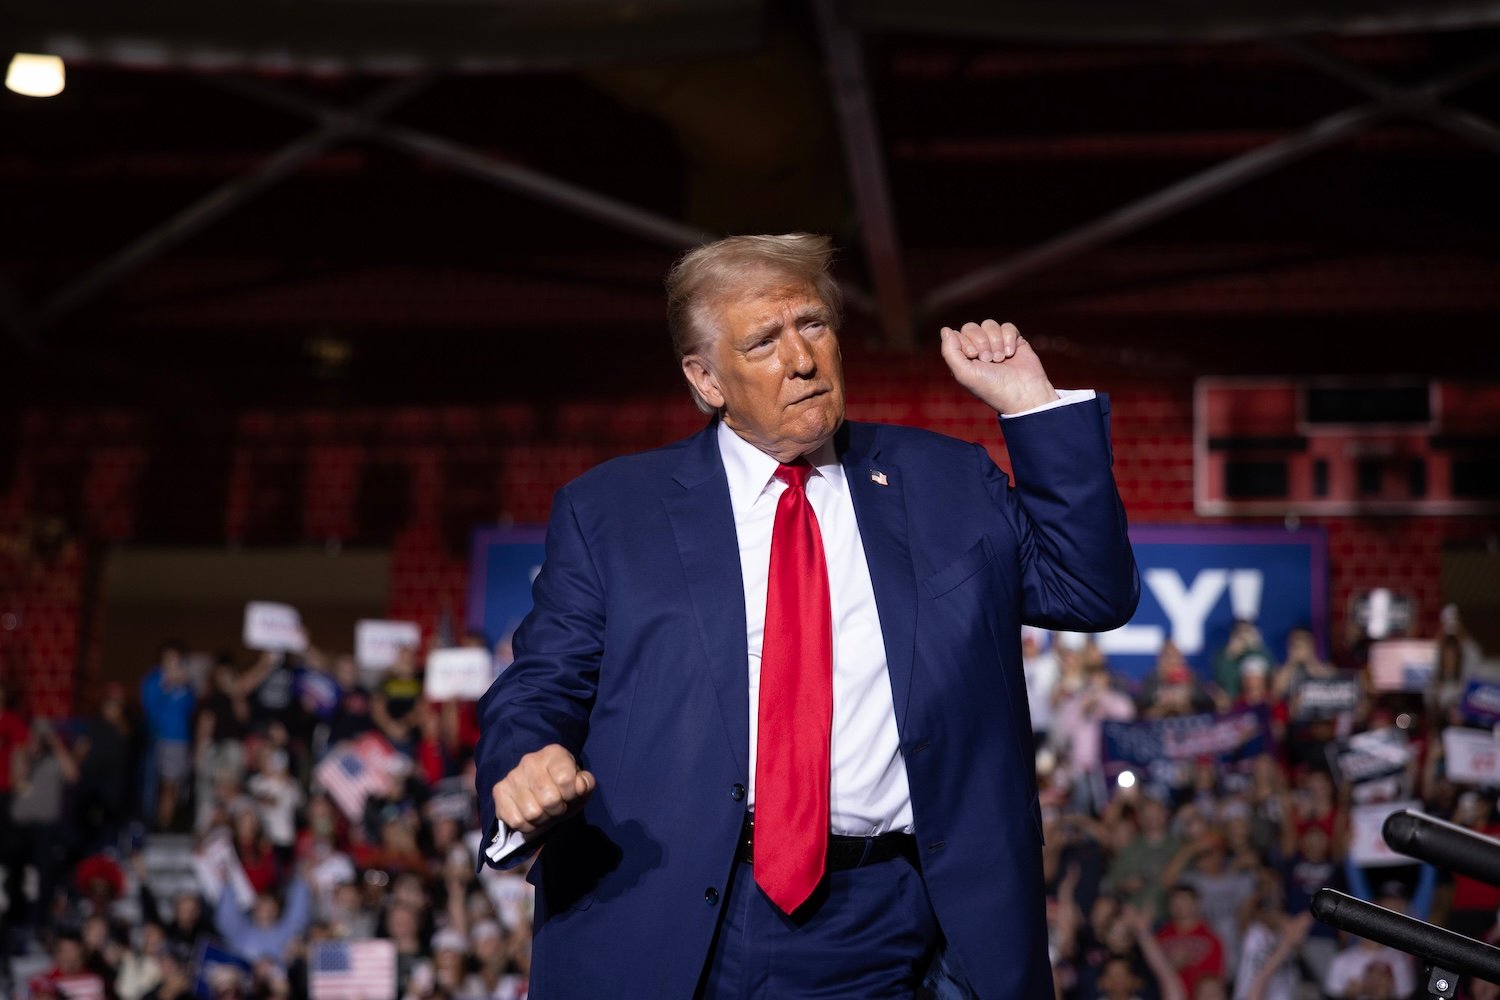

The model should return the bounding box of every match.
[735,814,919,871]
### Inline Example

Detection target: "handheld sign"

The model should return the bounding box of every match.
[1444,728,1500,785]
[355,619,421,671]
[243,602,306,653]
[1349,800,1424,867]
[424,647,495,701]
[1368,639,1436,693]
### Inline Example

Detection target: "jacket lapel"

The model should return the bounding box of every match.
[838,422,919,732]
[662,423,750,775]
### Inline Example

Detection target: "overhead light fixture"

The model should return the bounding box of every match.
[6,53,65,97]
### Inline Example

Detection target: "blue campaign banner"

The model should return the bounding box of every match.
[1092,525,1328,683]
[1460,680,1500,726]
[467,525,547,666]
[1103,706,1272,787]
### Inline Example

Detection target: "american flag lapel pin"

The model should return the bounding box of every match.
[870,470,889,486]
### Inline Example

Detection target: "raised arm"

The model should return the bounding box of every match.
[939,322,1139,631]
[1124,905,1186,1000]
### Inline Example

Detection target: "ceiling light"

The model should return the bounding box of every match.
[6,53,65,98]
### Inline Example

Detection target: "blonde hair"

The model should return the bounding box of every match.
[666,233,842,414]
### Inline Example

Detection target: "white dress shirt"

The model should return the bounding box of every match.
[718,420,912,836]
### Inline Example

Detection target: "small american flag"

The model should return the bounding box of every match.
[870,470,889,486]
[316,733,400,820]
[309,940,398,1000]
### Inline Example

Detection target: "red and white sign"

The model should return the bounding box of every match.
[1369,639,1437,693]
[1349,800,1423,867]
[243,602,306,652]
[355,619,421,671]
[424,647,495,701]
[1444,727,1500,785]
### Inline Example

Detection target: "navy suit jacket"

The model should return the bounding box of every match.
[475,397,1139,998]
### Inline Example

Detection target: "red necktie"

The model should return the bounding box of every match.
[754,461,833,914]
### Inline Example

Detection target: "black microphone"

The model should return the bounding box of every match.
[1312,889,1500,985]
[1383,809,1500,888]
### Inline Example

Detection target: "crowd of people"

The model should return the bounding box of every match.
[1,630,531,1000]
[0,605,1496,1000]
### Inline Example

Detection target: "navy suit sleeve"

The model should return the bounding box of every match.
[474,484,605,866]
[987,394,1140,631]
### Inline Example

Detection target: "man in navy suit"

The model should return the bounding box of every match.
[475,233,1139,998]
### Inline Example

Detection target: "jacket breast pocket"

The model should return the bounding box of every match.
[923,536,995,599]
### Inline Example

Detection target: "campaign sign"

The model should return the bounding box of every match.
[1444,728,1500,785]
[1292,675,1361,721]
[1460,681,1500,726]
[1368,639,1437,693]
[1103,707,1271,787]
[243,601,306,652]
[1096,526,1327,683]
[355,619,421,671]
[468,526,547,665]
[425,647,495,701]
[1332,727,1412,788]
[1350,800,1423,867]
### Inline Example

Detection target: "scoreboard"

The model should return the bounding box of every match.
[1195,379,1500,516]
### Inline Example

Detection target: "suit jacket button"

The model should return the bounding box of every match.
[730,783,746,801]
[705,887,720,906]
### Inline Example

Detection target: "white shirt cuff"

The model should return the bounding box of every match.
[485,823,530,866]
[1000,388,1096,419]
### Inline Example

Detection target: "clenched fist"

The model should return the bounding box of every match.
[939,320,1057,415]
[492,743,595,837]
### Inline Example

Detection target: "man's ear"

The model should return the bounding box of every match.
[681,355,725,410]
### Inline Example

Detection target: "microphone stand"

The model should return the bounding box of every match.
[1310,809,1500,998]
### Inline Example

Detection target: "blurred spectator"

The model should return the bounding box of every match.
[141,642,195,831]
[372,647,424,753]
[327,655,375,746]
[140,945,195,1000]
[1275,630,1353,771]
[73,683,134,854]
[9,717,80,932]
[1446,790,1500,940]
[231,806,282,895]
[1281,824,1344,985]
[1102,794,1180,919]
[136,850,213,950]
[1056,649,1136,813]
[195,654,252,831]
[115,922,168,1000]
[1022,626,1060,749]
[213,874,310,969]
[1162,830,1257,975]
[29,932,106,1000]
[1140,643,1215,720]
[1212,621,1273,707]
[1231,877,1310,1000]
[247,747,303,868]
[1155,884,1225,997]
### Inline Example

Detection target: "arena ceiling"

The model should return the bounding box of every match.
[2,0,1499,406]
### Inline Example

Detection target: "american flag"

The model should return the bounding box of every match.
[316,734,399,820]
[309,940,397,1000]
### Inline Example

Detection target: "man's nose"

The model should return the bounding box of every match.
[781,330,816,375]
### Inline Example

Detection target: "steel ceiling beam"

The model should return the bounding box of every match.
[814,0,913,348]
[919,47,1500,320]
[1275,38,1500,158]
[214,74,878,317]
[36,78,427,331]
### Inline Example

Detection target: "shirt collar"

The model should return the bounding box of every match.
[715,419,844,516]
